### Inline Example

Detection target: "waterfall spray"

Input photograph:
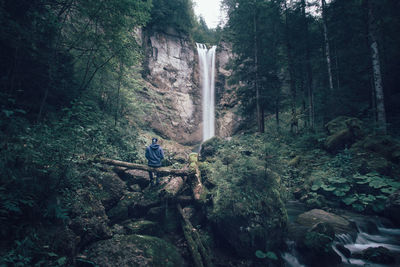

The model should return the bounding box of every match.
[196,43,217,142]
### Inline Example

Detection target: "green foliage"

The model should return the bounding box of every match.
[192,16,221,44]
[148,0,195,34]
[304,231,333,253]
[310,170,399,213]
[255,250,278,260]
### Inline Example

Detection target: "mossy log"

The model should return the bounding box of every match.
[177,204,213,267]
[161,177,184,198]
[97,157,194,177]
[189,153,205,203]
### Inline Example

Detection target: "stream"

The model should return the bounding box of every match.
[283,201,400,266]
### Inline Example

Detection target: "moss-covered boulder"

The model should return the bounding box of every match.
[353,134,400,164]
[325,116,362,136]
[289,209,358,266]
[385,190,400,226]
[296,209,357,235]
[324,116,363,152]
[358,246,395,264]
[121,169,150,189]
[200,137,223,158]
[208,167,287,258]
[123,220,160,236]
[93,172,127,210]
[85,234,184,267]
[106,191,143,223]
[68,189,112,247]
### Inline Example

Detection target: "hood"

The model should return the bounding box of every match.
[150,144,160,150]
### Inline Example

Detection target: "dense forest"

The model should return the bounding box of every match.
[1,0,400,266]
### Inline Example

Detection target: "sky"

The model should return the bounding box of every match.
[193,0,223,29]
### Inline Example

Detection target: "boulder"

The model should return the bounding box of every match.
[353,134,400,164]
[296,209,357,236]
[85,234,184,267]
[360,246,395,264]
[94,172,126,210]
[325,129,355,152]
[121,169,150,189]
[106,191,143,223]
[123,220,160,236]
[385,190,400,226]
[68,189,112,246]
[146,206,165,221]
[208,180,287,257]
[290,209,358,267]
[325,116,362,136]
[324,116,363,152]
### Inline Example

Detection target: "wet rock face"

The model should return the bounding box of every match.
[289,209,358,267]
[353,246,396,264]
[296,209,357,236]
[142,30,240,144]
[85,234,184,267]
[143,29,202,145]
[215,42,242,138]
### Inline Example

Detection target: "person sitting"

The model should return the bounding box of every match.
[145,137,164,186]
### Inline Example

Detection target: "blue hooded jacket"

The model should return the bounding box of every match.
[145,143,164,167]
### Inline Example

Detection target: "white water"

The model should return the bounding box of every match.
[196,43,216,141]
[284,202,400,267]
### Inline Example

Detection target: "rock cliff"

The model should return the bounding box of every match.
[141,29,240,145]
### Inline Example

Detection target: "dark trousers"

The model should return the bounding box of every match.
[148,167,160,184]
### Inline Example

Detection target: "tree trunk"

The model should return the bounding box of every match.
[97,157,194,177]
[254,3,263,133]
[177,204,213,267]
[284,1,298,134]
[321,0,334,91]
[366,0,387,134]
[301,0,314,129]
[114,62,123,126]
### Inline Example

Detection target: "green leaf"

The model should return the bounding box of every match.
[2,109,14,117]
[352,203,365,212]
[266,251,278,260]
[359,194,376,204]
[321,184,336,192]
[343,196,357,205]
[311,184,320,191]
[56,257,67,265]
[255,250,267,259]
[381,187,397,194]
[333,190,346,197]
[369,179,387,189]
[48,252,58,257]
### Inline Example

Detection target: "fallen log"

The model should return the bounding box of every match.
[96,157,194,177]
[189,153,206,203]
[161,177,184,198]
[177,204,213,267]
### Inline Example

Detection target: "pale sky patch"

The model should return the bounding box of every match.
[193,0,223,29]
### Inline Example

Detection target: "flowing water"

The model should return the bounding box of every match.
[196,43,216,142]
[284,201,400,266]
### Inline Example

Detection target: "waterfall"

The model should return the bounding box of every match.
[196,43,216,142]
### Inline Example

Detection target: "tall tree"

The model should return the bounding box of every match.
[321,0,334,90]
[284,0,298,133]
[301,0,315,129]
[365,0,387,133]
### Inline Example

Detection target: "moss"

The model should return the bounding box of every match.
[189,153,198,163]
[288,156,301,167]
[86,234,183,267]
